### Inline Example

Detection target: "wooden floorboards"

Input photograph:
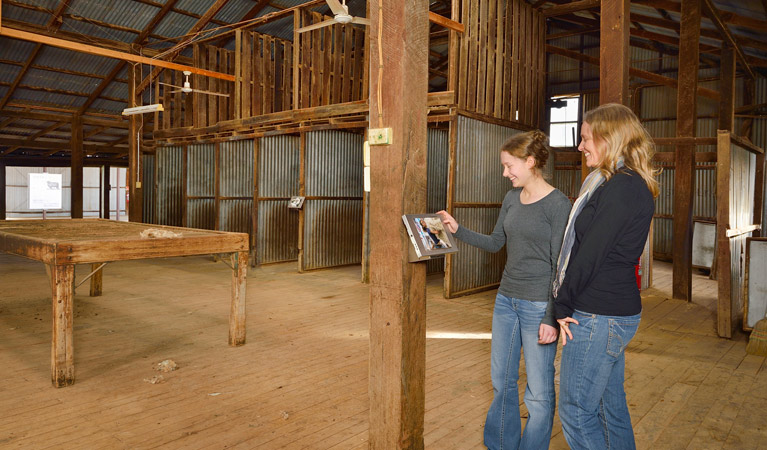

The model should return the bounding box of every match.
[0,255,765,449]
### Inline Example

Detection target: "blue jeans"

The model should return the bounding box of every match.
[484,293,557,450]
[559,310,641,450]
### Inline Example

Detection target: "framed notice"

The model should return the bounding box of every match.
[29,173,63,210]
[402,214,458,261]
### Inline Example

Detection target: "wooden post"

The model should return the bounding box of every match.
[672,0,701,302]
[716,130,731,337]
[368,0,428,447]
[229,250,247,346]
[297,132,306,272]
[70,114,83,219]
[89,263,103,297]
[719,44,736,133]
[0,162,5,220]
[128,63,142,223]
[102,165,110,219]
[51,263,75,387]
[599,0,630,105]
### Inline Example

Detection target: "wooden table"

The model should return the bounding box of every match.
[0,219,249,387]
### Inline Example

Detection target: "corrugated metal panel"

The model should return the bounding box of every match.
[89,98,127,113]
[60,18,137,43]
[257,135,300,263]
[142,154,156,224]
[259,135,299,197]
[219,199,252,233]
[101,81,129,100]
[186,143,215,229]
[156,146,183,226]
[258,200,299,264]
[728,144,757,321]
[451,207,506,293]
[305,130,363,197]
[67,0,158,33]
[455,115,518,204]
[0,65,22,84]
[154,11,198,38]
[219,140,254,235]
[303,130,363,270]
[427,127,449,274]
[174,0,215,16]
[3,3,49,25]
[303,199,362,270]
[35,46,118,77]
[449,115,521,296]
[13,88,86,108]
[220,139,254,198]
[753,77,767,229]
[0,39,36,62]
[23,68,99,94]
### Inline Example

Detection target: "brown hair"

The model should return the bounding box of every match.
[583,103,660,197]
[500,130,550,175]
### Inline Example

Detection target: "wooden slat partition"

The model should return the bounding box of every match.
[159,44,235,130]
[237,32,293,118]
[716,130,764,338]
[456,0,544,128]
[294,11,368,109]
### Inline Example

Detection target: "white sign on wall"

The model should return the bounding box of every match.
[29,173,63,210]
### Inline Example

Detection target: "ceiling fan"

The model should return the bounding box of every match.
[159,71,229,97]
[296,0,369,34]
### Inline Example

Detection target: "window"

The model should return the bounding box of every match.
[548,96,580,147]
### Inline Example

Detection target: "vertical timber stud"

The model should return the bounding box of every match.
[716,130,732,337]
[128,63,142,222]
[70,114,83,219]
[368,0,428,447]
[0,162,6,220]
[599,0,630,106]
[672,0,701,302]
[103,165,110,219]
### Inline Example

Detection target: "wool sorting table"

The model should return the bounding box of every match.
[0,219,249,387]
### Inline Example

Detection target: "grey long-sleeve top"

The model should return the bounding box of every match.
[453,188,572,327]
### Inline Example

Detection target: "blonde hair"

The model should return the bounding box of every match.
[500,130,550,176]
[583,103,660,197]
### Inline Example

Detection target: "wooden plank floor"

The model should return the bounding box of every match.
[0,255,765,449]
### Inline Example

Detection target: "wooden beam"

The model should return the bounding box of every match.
[600,0,630,105]
[719,44,736,132]
[544,0,601,17]
[0,137,126,153]
[428,11,465,33]
[71,115,84,218]
[0,109,129,129]
[102,165,111,219]
[136,0,230,95]
[715,130,732,337]
[546,44,720,100]
[672,0,701,302]
[701,0,756,79]
[368,0,427,447]
[0,27,234,83]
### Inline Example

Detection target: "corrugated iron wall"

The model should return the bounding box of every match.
[447,115,520,296]
[142,154,156,224]
[727,143,757,327]
[155,146,183,226]
[258,135,299,264]
[302,130,364,271]
[186,143,215,229]
[427,127,450,274]
[219,140,254,235]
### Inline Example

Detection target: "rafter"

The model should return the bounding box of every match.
[701,0,756,79]
[634,0,767,33]
[137,0,230,95]
[543,0,601,17]
[0,0,71,110]
[78,0,180,114]
[2,121,69,156]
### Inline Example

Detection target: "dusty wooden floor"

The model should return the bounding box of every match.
[0,254,765,449]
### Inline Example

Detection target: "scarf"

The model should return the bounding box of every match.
[552,159,624,298]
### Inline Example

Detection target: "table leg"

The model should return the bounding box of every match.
[229,251,247,346]
[89,263,103,297]
[51,264,75,387]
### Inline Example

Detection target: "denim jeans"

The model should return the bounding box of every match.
[484,293,557,450]
[559,310,641,450]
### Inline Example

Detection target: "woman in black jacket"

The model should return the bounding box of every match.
[553,103,659,450]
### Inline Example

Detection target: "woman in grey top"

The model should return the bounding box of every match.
[438,130,571,450]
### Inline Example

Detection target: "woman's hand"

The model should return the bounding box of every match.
[435,210,459,233]
[557,317,580,346]
[538,323,558,344]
